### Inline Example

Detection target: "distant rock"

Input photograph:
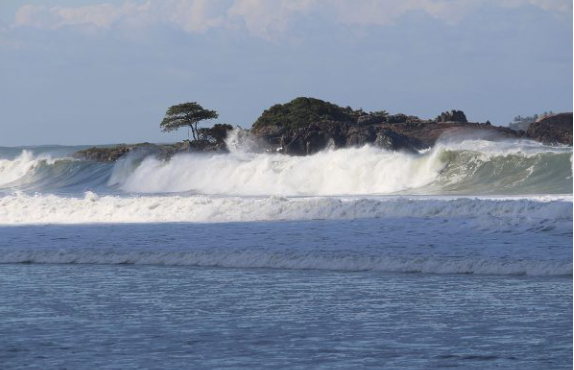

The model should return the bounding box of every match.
[251,98,525,154]
[254,118,520,155]
[74,124,233,162]
[526,113,573,145]
[73,141,225,162]
[74,98,572,162]
[73,142,184,162]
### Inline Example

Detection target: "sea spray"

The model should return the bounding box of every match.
[115,146,447,195]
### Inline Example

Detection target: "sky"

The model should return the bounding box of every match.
[0,0,572,146]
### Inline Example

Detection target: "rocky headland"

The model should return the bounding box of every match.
[74,97,573,162]
[526,112,573,146]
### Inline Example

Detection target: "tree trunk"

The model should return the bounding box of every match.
[189,124,197,140]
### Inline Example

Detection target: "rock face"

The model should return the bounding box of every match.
[526,113,573,145]
[74,125,234,162]
[253,114,521,155]
[250,97,528,155]
[73,141,225,162]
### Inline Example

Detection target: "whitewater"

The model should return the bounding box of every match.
[0,134,571,277]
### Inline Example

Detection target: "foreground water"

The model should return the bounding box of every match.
[0,137,572,369]
[1,264,571,370]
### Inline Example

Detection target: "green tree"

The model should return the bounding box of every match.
[252,97,357,130]
[160,102,218,140]
[198,123,234,144]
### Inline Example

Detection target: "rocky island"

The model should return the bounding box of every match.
[74,97,573,162]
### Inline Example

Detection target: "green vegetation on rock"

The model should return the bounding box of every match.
[253,97,358,130]
[198,123,234,144]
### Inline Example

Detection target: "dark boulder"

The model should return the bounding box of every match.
[346,125,377,146]
[526,113,573,145]
[253,124,287,147]
[374,130,422,152]
[281,121,350,155]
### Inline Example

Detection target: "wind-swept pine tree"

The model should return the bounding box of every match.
[160,102,218,140]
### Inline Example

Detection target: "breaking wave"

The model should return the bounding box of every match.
[0,138,572,196]
[0,150,110,193]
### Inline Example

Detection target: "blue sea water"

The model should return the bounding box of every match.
[0,139,572,369]
[1,264,571,369]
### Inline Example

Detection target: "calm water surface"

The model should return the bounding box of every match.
[0,264,571,370]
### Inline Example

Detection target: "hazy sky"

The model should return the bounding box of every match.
[1,0,572,146]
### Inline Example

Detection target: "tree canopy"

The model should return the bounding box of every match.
[198,123,234,144]
[160,102,218,140]
[252,97,358,130]
[435,110,468,123]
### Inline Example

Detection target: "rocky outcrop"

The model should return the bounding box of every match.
[73,101,572,162]
[279,121,350,155]
[73,141,225,162]
[74,125,234,162]
[526,113,573,145]
[249,97,532,155]
[253,114,521,155]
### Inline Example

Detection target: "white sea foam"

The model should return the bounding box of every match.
[111,146,447,195]
[0,192,570,226]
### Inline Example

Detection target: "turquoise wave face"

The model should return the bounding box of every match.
[415,150,573,195]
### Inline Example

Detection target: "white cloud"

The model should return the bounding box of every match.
[153,0,229,33]
[323,0,479,27]
[14,2,151,30]
[11,0,572,39]
[500,0,573,13]
[227,0,315,39]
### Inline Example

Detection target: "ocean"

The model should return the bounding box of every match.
[0,134,572,369]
